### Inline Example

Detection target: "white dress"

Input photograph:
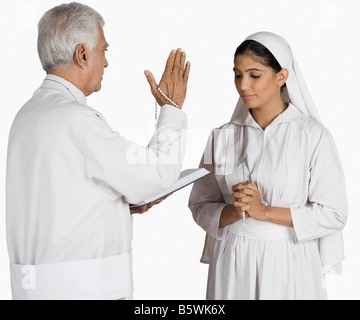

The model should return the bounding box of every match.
[6,74,187,299]
[189,104,347,300]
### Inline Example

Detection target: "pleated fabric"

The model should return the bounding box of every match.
[206,219,326,300]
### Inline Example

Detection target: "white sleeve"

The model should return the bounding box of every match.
[188,131,228,240]
[78,105,187,204]
[290,126,348,242]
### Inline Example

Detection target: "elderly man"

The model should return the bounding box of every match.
[6,2,190,300]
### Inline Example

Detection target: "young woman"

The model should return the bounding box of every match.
[189,31,347,300]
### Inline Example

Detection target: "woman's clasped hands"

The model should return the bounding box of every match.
[232,181,267,221]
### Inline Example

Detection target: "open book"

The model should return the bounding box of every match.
[129,168,212,209]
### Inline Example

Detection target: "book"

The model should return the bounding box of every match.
[129,167,212,209]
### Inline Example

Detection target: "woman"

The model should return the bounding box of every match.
[189,31,347,300]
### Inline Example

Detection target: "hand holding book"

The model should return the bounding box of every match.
[129,168,211,211]
[130,194,172,214]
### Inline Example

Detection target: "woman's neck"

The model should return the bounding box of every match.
[250,99,288,130]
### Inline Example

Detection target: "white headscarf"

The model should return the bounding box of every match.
[230,31,322,124]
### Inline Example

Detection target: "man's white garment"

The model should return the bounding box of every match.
[6,74,187,300]
[189,104,347,299]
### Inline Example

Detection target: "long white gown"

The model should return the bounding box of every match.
[6,74,187,299]
[189,103,347,300]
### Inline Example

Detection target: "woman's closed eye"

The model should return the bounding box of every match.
[234,74,261,80]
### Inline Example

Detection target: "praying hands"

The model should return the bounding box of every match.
[232,181,266,221]
[144,48,191,109]
[231,181,293,227]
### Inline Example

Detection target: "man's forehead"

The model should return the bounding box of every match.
[97,26,109,48]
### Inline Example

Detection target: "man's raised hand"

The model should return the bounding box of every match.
[145,48,190,109]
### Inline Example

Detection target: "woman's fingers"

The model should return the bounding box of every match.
[233,195,253,203]
[233,201,250,212]
[232,188,255,203]
[245,181,258,192]
[232,189,256,198]
[232,183,246,192]
[233,181,259,193]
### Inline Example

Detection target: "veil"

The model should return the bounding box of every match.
[230,31,322,124]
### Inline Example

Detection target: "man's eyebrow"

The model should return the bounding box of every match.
[104,42,110,49]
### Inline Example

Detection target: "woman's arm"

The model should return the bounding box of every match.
[289,127,347,241]
[229,128,347,236]
[231,181,293,227]
[189,165,228,238]
[219,205,240,228]
[263,206,293,227]
[189,131,229,239]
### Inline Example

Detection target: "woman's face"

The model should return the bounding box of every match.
[233,53,285,110]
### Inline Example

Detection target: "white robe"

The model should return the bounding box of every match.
[189,104,347,300]
[6,74,187,299]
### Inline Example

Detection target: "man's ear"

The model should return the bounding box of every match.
[73,44,88,68]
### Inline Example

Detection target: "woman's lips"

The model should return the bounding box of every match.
[241,94,255,100]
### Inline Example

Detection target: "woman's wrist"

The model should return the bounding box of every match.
[220,204,239,228]
[262,206,293,227]
[262,205,270,222]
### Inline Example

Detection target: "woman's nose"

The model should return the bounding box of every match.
[240,78,250,91]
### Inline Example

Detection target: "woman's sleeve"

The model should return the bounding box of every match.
[188,131,229,240]
[290,126,348,242]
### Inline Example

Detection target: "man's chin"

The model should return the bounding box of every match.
[85,87,101,97]
[93,84,102,93]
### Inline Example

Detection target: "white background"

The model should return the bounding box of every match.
[1,0,359,300]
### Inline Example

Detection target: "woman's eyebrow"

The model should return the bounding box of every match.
[233,67,263,72]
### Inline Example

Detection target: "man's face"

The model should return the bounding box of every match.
[84,25,109,96]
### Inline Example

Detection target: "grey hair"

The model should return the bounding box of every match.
[37,2,105,71]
